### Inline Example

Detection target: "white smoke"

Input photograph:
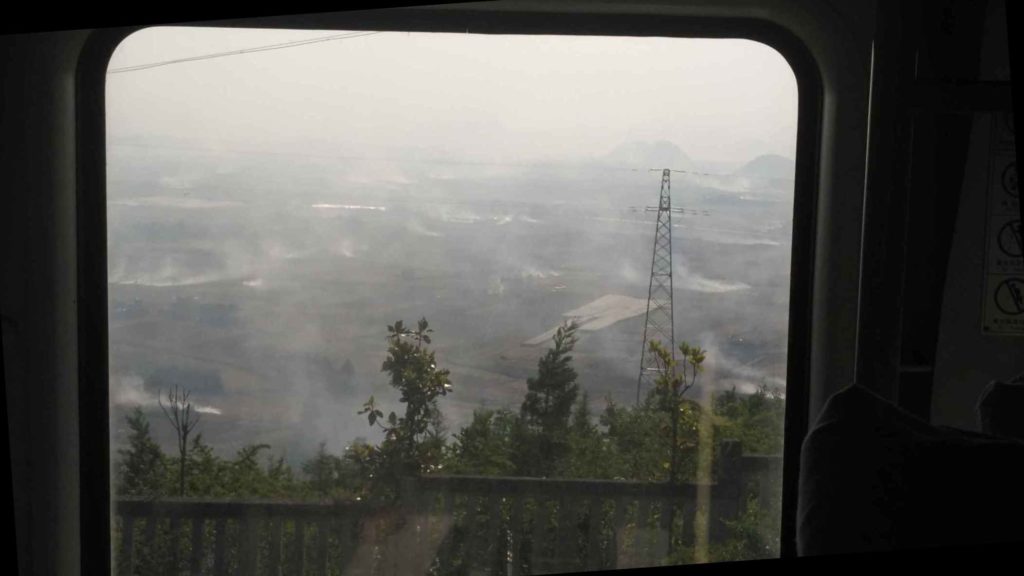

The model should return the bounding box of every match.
[331,238,359,258]
[675,263,750,293]
[407,219,443,238]
[618,261,644,285]
[111,374,157,408]
[111,374,224,415]
[311,203,387,211]
[110,196,239,209]
[519,266,560,280]
[696,333,787,397]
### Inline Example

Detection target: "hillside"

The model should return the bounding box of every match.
[603,140,697,171]
[733,154,795,180]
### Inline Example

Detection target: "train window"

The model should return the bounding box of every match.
[105,25,798,573]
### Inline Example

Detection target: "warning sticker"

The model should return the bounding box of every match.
[984,276,1024,332]
[995,111,1015,149]
[987,213,1023,275]
[1001,161,1018,199]
[983,115,1024,335]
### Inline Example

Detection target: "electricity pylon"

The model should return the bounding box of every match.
[637,169,687,404]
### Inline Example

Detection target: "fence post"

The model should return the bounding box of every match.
[143,514,159,574]
[213,517,227,576]
[585,496,602,571]
[400,475,418,569]
[485,494,503,575]
[167,515,182,576]
[188,517,205,576]
[240,513,260,576]
[530,496,549,573]
[611,496,628,570]
[316,518,329,576]
[294,518,307,576]
[710,440,744,542]
[120,515,136,575]
[509,495,524,576]
[267,517,282,576]
[437,485,455,571]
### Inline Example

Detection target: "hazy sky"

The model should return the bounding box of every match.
[106,27,798,167]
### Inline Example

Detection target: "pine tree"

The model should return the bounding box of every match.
[600,398,665,481]
[184,433,226,497]
[266,454,299,498]
[559,392,608,478]
[447,409,520,475]
[116,407,167,497]
[519,320,579,476]
[302,442,343,501]
[228,443,272,497]
[712,382,785,456]
[340,358,356,392]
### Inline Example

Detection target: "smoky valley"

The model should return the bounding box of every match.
[107,140,795,466]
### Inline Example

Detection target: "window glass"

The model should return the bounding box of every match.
[107,27,797,574]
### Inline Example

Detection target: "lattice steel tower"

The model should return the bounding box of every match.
[637,169,684,403]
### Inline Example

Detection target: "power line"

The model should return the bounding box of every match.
[647,167,730,177]
[107,31,384,74]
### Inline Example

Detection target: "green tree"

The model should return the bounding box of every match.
[181,436,299,499]
[226,443,273,497]
[519,320,579,476]
[712,383,785,456]
[340,437,377,499]
[326,358,357,399]
[600,398,667,481]
[183,433,227,497]
[707,383,786,560]
[359,318,452,497]
[557,392,608,478]
[265,453,300,498]
[447,408,520,476]
[647,340,706,484]
[302,441,345,501]
[116,407,167,497]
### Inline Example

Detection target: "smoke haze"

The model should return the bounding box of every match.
[106,27,796,464]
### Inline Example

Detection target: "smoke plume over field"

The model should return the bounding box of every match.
[106,28,796,463]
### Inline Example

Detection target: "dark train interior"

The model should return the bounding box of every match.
[2,1,1021,574]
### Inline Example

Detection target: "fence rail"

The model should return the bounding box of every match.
[114,445,780,576]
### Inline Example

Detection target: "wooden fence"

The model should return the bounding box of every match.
[114,443,780,575]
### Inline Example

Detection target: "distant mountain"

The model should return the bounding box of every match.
[603,140,697,171]
[733,154,795,180]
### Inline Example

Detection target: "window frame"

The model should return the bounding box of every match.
[76,7,824,573]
